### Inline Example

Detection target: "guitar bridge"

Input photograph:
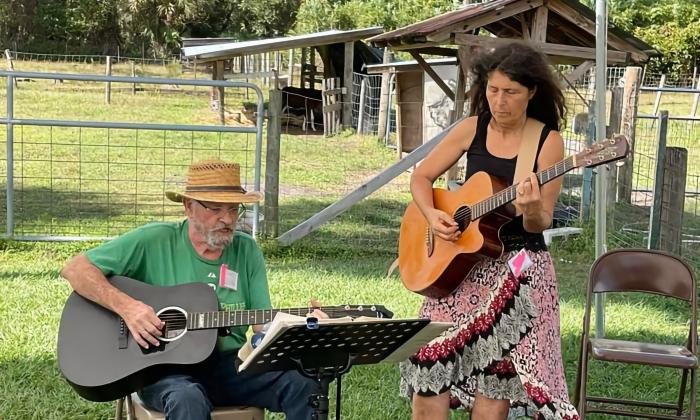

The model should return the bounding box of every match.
[425,227,435,257]
[118,318,128,349]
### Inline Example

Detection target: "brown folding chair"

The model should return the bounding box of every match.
[574,248,697,419]
[115,393,264,420]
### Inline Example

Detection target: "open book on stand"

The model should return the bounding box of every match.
[237,312,452,373]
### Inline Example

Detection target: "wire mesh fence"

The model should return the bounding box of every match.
[0,71,263,239]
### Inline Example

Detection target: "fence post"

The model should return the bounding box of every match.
[652,74,665,115]
[357,77,368,134]
[287,49,294,87]
[4,49,17,88]
[131,61,136,95]
[617,66,642,204]
[377,49,392,138]
[264,89,283,238]
[648,110,669,250]
[659,147,688,255]
[582,100,595,221]
[342,41,354,129]
[105,56,112,104]
[606,86,623,202]
[6,75,14,237]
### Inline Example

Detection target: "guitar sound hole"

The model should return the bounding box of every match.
[157,307,187,341]
[454,205,472,232]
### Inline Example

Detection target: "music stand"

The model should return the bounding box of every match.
[236,318,450,420]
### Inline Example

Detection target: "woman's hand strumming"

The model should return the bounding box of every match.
[426,207,461,242]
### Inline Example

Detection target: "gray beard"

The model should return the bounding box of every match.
[191,219,235,250]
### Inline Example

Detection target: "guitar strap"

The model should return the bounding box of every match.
[513,118,545,216]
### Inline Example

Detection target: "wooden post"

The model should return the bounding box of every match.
[446,48,470,182]
[309,48,316,90]
[264,89,283,238]
[648,111,669,250]
[131,61,136,95]
[617,66,642,203]
[342,41,354,129]
[105,56,112,104]
[530,5,548,43]
[377,49,393,139]
[4,49,17,88]
[357,78,368,134]
[606,86,623,202]
[652,74,665,115]
[659,147,688,255]
[300,48,307,88]
[287,49,294,87]
[211,60,225,124]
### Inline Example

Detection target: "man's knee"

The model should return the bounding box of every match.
[163,382,212,413]
[282,370,320,397]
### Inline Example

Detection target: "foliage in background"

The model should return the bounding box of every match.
[1,0,700,74]
[293,0,460,33]
[582,0,700,74]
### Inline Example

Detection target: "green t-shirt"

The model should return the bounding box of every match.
[85,220,272,351]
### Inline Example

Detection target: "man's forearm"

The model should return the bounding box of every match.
[61,254,131,314]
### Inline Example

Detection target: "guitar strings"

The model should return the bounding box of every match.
[457,157,574,220]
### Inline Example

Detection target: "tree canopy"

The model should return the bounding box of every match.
[0,0,697,73]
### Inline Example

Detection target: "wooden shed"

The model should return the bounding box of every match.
[367,0,656,152]
[182,27,384,129]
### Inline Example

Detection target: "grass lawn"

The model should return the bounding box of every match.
[0,61,698,419]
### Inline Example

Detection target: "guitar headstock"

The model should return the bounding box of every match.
[573,134,629,169]
[325,305,394,319]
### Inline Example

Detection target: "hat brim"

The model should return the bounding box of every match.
[166,190,263,204]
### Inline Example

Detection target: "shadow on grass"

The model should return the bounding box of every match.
[268,196,407,259]
[0,186,183,237]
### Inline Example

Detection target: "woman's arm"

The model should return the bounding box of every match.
[515,130,565,233]
[410,116,478,241]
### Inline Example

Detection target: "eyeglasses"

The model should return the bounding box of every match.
[193,199,246,220]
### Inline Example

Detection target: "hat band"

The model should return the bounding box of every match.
[185,186,247,193]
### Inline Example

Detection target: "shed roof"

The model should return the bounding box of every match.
[369,0,656,64]
[183,27,384,63]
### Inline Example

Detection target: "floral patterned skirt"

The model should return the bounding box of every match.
[399,250,579,419]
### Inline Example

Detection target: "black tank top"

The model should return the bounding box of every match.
[465,113,552,252]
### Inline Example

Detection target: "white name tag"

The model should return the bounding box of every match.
[219,264,239,291]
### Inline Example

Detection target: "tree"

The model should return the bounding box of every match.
[582,0,700,73]
[294,0,459,33]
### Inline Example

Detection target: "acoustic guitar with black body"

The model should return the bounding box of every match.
[57,276,393,402]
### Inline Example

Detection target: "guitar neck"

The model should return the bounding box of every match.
[471,156,576,220]
[187,307,347,330]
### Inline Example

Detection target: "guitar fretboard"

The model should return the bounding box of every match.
[467,156,576,220]
[187,307,366,330]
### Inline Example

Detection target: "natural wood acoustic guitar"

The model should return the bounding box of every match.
[398,135,629,298]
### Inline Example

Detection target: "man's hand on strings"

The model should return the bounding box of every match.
[119,299,164,349]
[307,299,329,319]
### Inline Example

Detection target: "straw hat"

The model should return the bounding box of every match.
[166,159,263,204]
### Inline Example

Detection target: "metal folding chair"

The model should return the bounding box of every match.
[574,248,697,419]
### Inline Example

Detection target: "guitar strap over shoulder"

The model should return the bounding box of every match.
[513,118,545,215]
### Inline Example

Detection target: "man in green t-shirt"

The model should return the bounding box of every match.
[61,159,321,420]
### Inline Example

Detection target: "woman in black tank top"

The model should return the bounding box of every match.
[400,43,579,420]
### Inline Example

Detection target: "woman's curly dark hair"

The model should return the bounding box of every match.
[468,42,566,130]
